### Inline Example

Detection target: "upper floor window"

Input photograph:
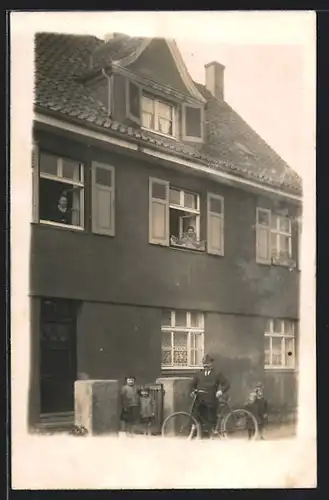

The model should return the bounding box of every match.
[256,208,294,267]
[264,319,296,370]
[36,150,84,229]
[142,95,175,137]
[123,79,204,143]
[169,187,203,250]
[149,177,224,255]
[32,144,116,236]
[161,310,204,369]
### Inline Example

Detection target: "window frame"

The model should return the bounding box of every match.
[270,213,292,260]
[181,103,204,143]
[264,319,296,370]
[35,149,85,231]
[169,187,201,243]
[141,94,176,139]
[256,207,294,266]
[161,310,205,370]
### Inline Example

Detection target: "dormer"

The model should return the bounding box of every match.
[82,35,206,144]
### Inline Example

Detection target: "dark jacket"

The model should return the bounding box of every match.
[52,206,71,225]
[120,384,140,409]
[191,368,230,405]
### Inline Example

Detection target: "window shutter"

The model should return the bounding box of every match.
[256,207,271,264]
[182,104,204,143]
[149,177,169,246]
[297,218,302,271]
[92,162,115,236]
[126,79,142,125]
[31,142,39,223]
[207,193,224,255]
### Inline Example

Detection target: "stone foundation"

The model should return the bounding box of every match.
[75,380,119,436]
[156,377,193,419]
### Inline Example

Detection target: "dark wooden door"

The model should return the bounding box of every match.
[40,298,78,414]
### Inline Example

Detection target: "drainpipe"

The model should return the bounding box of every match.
[101,68,112,117]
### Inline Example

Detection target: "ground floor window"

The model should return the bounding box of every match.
[264,319,296,369]
[161,310,204,369]
[40,298,78,414]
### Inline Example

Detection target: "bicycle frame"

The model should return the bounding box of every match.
[189,390,256,437]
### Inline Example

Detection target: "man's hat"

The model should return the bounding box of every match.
[202,354,214,364]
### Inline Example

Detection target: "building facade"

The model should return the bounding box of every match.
[29,32,302,427]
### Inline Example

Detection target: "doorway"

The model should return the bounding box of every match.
[39,298,78,415]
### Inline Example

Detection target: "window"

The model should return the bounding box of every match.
[264,319,296,369]
[149,178,224,254]
[36,150,84,229]
[142,95,175,137]
[161,310,204,369]
[91,162,115,236]
[182,104,204,143]
[256,208,293,266]
[169,187,205,251]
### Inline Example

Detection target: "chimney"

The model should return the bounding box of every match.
[205,61,225,100]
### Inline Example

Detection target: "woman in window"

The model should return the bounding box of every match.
[52,191,72,225]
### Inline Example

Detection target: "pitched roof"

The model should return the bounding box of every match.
[34,32,302,196]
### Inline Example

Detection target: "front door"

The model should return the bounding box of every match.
[40,298,78,415]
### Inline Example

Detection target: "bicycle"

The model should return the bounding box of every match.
[161,389,259,440]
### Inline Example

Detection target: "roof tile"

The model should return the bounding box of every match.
[34,32,302,195]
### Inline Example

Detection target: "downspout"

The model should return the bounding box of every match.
[101,68,112,117]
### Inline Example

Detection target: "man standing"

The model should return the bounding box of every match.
[191,354,230,436]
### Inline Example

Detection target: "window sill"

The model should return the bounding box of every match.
[256,260,297,270]
[162,366,202,371]
[170,242,206,253]
[265,366,296,372]
[141,126,178,141]
[34,220,84,232]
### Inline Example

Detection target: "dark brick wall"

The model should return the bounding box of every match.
[77,302,161,386]
[29,129,300,418]
[31,130,300,319]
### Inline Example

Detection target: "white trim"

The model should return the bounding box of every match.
[113,38,206,103]
[34,112,302,202]
[142,147,302,202]
[181,103,205,143]
[207,192,225,256]
[141,94,176,138]
[39,220,84,231]
[166,39,207,103]
[141,126,178,141]
[34,113,139,151]
[162,366,203,371]
[39,172,84,188]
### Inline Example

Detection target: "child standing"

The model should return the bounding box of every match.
[139,387,155,436]
[246,382,268,440]
[120,376,140,436]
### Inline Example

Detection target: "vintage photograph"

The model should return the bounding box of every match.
[10,11,316,489]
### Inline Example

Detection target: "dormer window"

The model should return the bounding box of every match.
[142,95,175,137]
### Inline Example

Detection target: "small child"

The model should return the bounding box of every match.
[120,376,140,436]
[246,382,268,440]
[139,387,155,436]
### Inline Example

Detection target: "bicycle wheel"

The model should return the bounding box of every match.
[221,408,259,440]
[161,412,201,439]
